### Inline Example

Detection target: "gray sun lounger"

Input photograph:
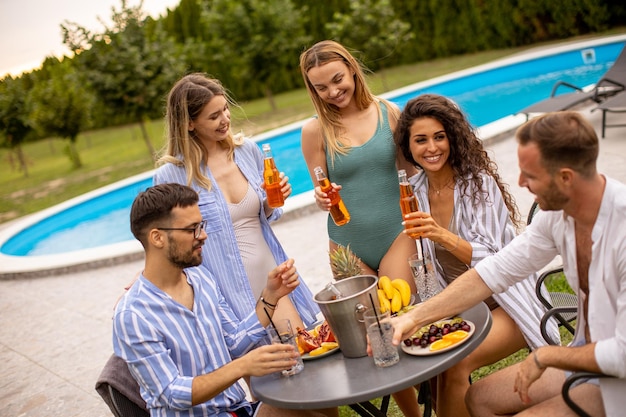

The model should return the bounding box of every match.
[593,90,626,138]
[518,45,626,118]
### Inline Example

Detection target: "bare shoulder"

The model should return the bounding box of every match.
[301,117,322,140]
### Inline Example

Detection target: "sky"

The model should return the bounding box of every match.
[0,0,181,78]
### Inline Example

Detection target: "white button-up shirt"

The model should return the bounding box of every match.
[476,176,626,415]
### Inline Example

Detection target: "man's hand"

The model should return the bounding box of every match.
[389,309,422,346]
[264,259,299,303]
[242,344,299,377]
[514,351,546,403]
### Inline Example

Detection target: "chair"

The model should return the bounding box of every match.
[526,201,540,225]
[537,277,614,416]
[95,354,149,417]
[535,268,578,342]
[593,90,626,138]
[518,45,626,118]
[528,202,578,334]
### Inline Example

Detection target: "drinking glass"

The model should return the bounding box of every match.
[408,252,441,302]
[363,309,400,368]
[265,319,304,376]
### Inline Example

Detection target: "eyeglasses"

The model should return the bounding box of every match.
[156,220,207,239]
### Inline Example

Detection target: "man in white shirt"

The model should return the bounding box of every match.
[389,111,625,416]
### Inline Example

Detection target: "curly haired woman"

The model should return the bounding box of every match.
[396,94,558,417]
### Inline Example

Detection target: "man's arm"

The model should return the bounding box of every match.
[254,259,299,327]
[514,343,602,404]
[191,344,298,405]
[391,268,493,345]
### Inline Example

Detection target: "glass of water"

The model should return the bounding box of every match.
[408,251,441,302]
[363,309,400,368]
[265,319,304,376]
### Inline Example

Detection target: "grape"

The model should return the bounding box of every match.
[404,339,413,347]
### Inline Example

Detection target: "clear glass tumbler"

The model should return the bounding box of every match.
[408,251,441,302]
[363,309,400,368]
[265,319,304,376]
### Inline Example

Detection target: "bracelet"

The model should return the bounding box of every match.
[533,350,546,370]
[259,296,277,310]
[446,234,461,252]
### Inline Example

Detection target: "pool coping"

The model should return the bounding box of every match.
[2,34,625,279]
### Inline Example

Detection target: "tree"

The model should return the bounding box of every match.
[325,0,413,90]
[202,0,311,110]
[62,0,186,160]
[0,75,37,177]
[27,58,94,169]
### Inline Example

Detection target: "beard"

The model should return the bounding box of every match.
[167,240,203,269]
[537,178,569,211]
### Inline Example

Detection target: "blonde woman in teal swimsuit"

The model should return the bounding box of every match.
[300,40,421,417]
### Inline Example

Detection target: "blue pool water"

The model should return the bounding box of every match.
[2,40,624,256]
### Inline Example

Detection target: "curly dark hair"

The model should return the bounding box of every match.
[394,94,521,229]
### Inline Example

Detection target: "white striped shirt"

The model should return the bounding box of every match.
[410,171,558,350]
[113,267,265,417]
[154,139,319,326]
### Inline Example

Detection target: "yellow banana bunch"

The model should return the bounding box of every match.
[377,276,412,313]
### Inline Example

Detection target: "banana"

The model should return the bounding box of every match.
[378,275,395,300]
[377,289,390,313]
[390,288,403,313]
[391,278,412,307]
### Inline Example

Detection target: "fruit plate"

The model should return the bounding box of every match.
[401,320,475,356]
[301,346,340,361]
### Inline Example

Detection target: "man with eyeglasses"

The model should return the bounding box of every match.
[113,183,335,417]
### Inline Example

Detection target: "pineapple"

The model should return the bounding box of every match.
[329,244,363,280]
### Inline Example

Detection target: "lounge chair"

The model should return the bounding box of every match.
[518,45,626,118]
[593,90,626,138]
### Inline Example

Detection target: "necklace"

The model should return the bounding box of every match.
[429,177,455,195]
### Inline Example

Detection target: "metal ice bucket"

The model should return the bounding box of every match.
[313,275,380,358]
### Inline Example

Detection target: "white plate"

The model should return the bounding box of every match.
[401,320,475,356]
[301,346,340,361]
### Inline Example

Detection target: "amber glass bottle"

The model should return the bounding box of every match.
[262,144,284,208]
[314,166,350,226]
[398,169,419,238]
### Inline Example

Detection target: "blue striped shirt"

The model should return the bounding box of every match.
[113,267,265,417]
[154,139,319,326]
[410,171,559,350]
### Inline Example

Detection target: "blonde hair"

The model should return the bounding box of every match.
[299,40,399,163]
[157,73,244,190]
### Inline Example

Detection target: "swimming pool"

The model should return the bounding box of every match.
[1,35,625,270]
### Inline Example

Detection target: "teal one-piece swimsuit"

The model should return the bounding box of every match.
[326,103,404,271]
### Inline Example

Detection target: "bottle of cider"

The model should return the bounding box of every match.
[398,169,420,238]
[262,144,284,208]
[314,166,350,226]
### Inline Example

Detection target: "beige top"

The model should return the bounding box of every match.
[228,184,277,298]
